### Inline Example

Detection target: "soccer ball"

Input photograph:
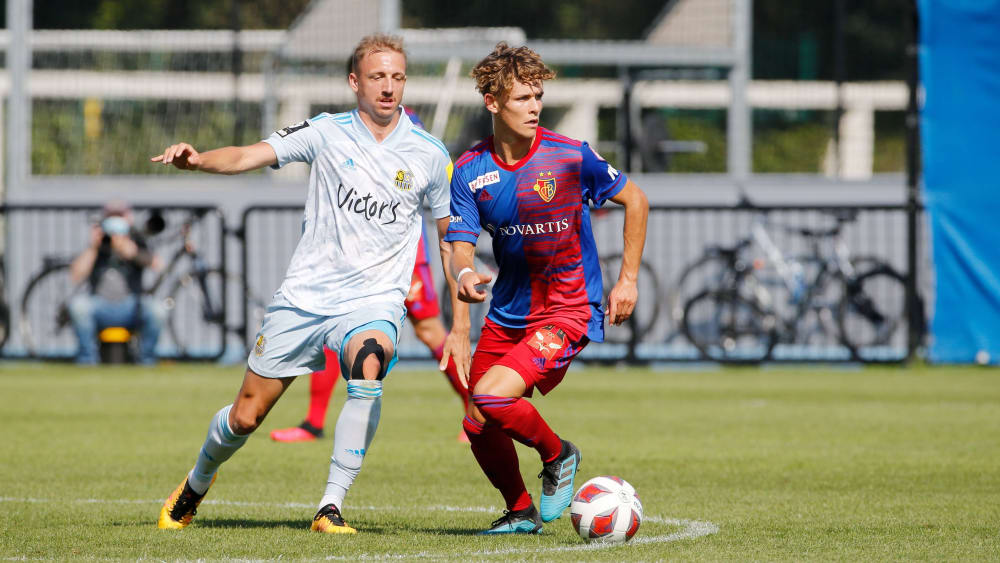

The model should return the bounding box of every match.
[570,475,643,543]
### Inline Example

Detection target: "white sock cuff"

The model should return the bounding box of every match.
[346,380,383,399]
[216,404,249,442]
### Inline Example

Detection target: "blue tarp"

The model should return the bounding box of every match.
[920,0,1000,363]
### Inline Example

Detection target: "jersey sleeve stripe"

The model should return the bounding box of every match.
[410,128,449,157]
[540,130,582,146]
[455,141,491,169]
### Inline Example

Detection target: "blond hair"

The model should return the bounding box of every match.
[470,42,556,99]
[350,34,406,75]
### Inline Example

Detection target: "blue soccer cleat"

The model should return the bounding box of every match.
[479,503,543,535]
[538,439,581,522]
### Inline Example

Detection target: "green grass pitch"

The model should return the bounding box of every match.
[1,361,999,560]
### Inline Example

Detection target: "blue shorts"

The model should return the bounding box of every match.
[247,290,404,379]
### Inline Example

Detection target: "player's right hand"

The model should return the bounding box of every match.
[150,143,201,170]
[440,329,471,388]
[457,270,492,303]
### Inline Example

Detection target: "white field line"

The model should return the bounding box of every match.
[0,496,718,557]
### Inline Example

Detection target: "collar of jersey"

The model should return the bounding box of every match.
[349,107,410,146]
[489,128,544,172]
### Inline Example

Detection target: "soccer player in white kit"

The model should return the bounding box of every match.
[150,35,455,534]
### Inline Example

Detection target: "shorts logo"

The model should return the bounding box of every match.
[275,120,309,137]
[533,172,556,202]
[254,335,266,357]
[394,169,414,191]
[468,171,500,192]
[530,325,566,362]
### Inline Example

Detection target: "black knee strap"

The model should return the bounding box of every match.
[350,338,386,380]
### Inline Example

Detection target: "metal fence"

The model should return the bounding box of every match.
[2,202,926,364]
[237,203,928,365]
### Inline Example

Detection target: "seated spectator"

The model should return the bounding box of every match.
[67,201,165,364]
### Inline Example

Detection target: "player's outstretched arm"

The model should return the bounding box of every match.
[150,142,277,175]
[605,179,649,326]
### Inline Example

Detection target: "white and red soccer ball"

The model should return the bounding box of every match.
[570,475,643,543]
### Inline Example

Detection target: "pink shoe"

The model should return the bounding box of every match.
[457,430,471,444]
[270,425,321,442]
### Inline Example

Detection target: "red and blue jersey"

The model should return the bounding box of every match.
[444,127,626,342]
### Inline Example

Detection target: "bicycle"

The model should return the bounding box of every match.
[679,208,921,363]
[599,252,661,345]
[19,208,265,359]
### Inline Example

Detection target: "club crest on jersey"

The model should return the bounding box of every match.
[254,335,266,357]
[530,325,566,361]
[533,172,556,202]
[394,169,414,191]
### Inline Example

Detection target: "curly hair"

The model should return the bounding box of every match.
[470,42,555,99]
[350,34,406,75]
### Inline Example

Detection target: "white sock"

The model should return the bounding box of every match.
[188,404,249,495]
[318,380,382,510]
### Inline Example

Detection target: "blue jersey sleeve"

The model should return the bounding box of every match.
[444,165,481,244]
[580,142,626,207]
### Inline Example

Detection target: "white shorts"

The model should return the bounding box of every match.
[247,290,405,379]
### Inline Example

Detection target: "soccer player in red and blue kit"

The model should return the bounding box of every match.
[442,43,649,534]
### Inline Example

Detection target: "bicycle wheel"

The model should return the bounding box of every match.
[20,262,83,358]
[837,263,911,361]
[600,253,661,344]
[681,288,777,364]
[664,252,741,343]
[164,267,230,359]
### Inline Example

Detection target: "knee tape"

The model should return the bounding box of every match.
[350,338,387,380]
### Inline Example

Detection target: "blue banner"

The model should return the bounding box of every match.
[920,0,1000,363]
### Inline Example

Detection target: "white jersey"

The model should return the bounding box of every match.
[264,107,451,316]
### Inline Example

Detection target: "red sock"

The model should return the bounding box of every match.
[304,348,340,430]
[463,416,532,511]
[433,342,469,406]
[471,395,562,463]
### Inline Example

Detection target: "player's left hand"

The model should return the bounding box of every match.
[440,329,472,388]
[606,278,638,326]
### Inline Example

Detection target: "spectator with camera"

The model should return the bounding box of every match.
[67,200,165,364]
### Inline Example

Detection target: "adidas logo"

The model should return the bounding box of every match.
[342,158,356,170]
[344,448,366,457]
[478,190,493,202]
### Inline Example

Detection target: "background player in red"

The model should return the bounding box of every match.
[442,43,649,534]
[270,106,469,444]
[270,226,469,443]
